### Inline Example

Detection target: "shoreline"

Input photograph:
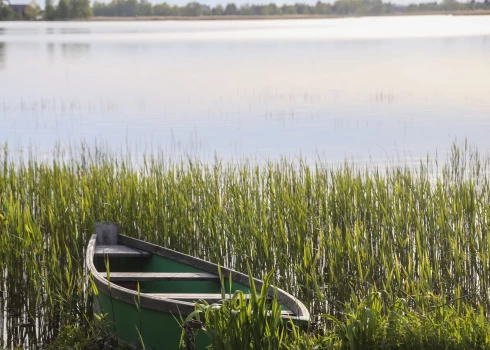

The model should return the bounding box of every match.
[88,10,490,21]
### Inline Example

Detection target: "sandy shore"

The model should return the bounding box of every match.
[88,10,490,21]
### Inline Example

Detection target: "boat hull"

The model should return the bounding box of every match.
[87,222,310,349]
[94,291,209,349]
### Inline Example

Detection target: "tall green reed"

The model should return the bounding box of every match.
[1,141,490,347]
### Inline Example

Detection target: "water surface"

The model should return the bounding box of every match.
[1,16,490,163]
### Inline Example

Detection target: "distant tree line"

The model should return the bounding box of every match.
[0,0,91,20]
[45,0,92,19]
[407,0,489,11]
[92,0,394,17]
[91,0,490,17]
[0,0,30,19]
[1,0,490,21]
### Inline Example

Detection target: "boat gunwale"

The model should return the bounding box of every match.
[87,231,310,321]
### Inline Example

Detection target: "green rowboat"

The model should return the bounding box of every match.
[86,222,310,349]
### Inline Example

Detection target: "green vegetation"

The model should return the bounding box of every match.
[23,0,40,19]
[187,268,321,349]
[193,273,490,349]
[0,0,91,20]
[91,0,490,18]
[1,0,490,21]
[2,142,490,348]
[0,1,18,20]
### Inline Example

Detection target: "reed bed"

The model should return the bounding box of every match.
[1,142,490,348]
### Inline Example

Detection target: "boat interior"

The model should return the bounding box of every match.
[93,241,295,315]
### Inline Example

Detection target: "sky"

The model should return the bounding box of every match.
[182,0,321,4]
[164,0,428,6]
[167,0,339,4]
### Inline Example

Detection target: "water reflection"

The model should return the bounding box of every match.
[0,42,5,71]
[46,42,55,63]
[46,27,92,35]
[59,27,90,35]
[61,43,90,61]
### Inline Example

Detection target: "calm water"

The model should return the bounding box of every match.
[1,16,490,163]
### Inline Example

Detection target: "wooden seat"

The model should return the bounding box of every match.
[95,245,151,258]
[149,293,252,302]
[102,272,219,281]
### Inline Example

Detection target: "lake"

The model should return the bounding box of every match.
[1,16,490,164]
